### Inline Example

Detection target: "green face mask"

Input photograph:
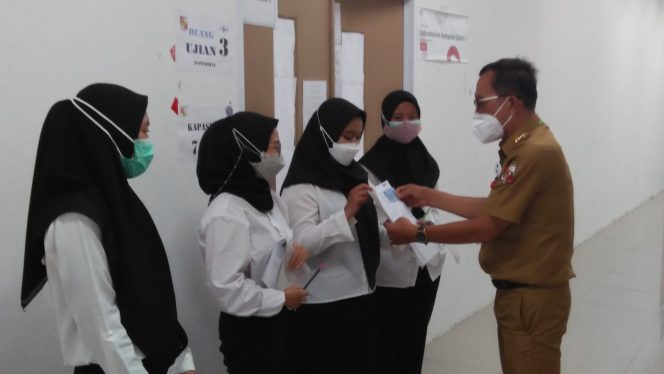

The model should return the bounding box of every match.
[121,139,154,178]
[69,97,154,179]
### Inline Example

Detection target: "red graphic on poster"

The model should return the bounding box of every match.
[447,46,460,62]
[170,45,176,62]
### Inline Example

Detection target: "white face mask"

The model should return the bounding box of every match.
[328,140,361,166]
[232,128,284,180]
[317,111,361,166]
[250,153,285,181]
[471,97,513,144]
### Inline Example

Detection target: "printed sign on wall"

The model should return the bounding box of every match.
[175,101,233,162]
[174,10,235,74]
[419,8,468,63]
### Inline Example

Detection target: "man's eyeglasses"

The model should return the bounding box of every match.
[473,95,500,111]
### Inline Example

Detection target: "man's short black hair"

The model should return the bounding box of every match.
[479,58,538,110]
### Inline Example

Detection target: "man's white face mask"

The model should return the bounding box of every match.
[471,96,513,144]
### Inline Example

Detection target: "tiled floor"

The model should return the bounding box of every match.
[423,192,664,373]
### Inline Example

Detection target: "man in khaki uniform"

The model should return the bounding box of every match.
[384,58,574,374]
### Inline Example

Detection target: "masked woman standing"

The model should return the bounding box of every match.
[197,112,308,374]
[21,84,195,374]
[360,90,445,374]
[281,98,380,374]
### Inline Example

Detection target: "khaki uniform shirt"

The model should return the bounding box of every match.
[479,117,575,286]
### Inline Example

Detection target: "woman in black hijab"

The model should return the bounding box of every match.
[196,112,308,374]
[360,90,444,374]
[281,98,380,374]
[21,84,194,374]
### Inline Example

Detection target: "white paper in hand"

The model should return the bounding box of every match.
[411,242,441,267]
[261,239,287,289]
[369,181,417,223]
[370,180,444,267]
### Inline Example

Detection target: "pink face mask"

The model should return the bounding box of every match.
[383,119,422,144]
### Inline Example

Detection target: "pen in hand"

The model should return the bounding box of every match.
[303,263,325,289]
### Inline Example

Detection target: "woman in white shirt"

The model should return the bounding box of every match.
[196,112,308,374]
[360,90,444,374]
[281,98,381,374]
[21,84,195,374]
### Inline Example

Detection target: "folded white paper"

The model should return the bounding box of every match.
[370,180,444,267]
[370,180,417,224]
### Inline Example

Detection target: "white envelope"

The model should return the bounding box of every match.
[370,180,444,267]
[369,180,417,224]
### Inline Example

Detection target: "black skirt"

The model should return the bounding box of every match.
[218,307,294,374]
[286,293,378,374]
[376,267,440,374]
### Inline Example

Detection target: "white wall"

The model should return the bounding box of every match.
[0,1,243,373]
[412,0,664,341]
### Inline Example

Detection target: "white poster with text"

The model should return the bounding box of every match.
[419,8,468,63]
[174,9,235,74]
[177,102,231,162]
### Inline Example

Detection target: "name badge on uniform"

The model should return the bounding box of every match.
[491,158,518,189]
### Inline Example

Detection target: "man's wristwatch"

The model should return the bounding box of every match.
[415,223,428,244]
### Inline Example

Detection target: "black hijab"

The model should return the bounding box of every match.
[282,98,380,288]
[197,112,278,211]
[360,90,440,219]
[21,83,187,373]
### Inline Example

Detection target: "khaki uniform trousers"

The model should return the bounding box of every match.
[493,282,571,374]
